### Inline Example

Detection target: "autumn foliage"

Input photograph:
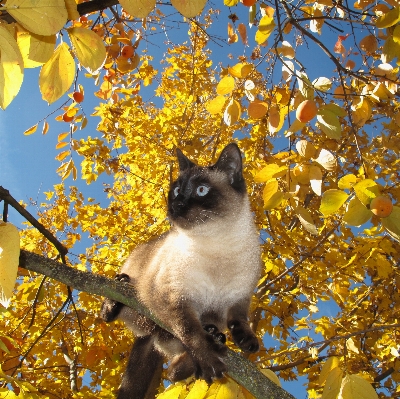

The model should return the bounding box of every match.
[1,0,400,399]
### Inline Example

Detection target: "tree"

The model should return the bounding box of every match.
[0,0,400,398]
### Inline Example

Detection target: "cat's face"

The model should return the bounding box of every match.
[167,144,246,230]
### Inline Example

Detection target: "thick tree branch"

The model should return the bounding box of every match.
[19,250,296,399]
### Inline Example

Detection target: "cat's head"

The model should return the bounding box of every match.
[167,143,248,230]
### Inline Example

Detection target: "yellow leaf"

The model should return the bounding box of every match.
[346,337,359,354]
[56,150,70,161]
[68,27,107,73]
[255,164,287,183]
[206,96,226,115]
[56,141,69,149]
[375,7,400,29]
[119,0,156,18]
[217,76,235,95]
[17,31,56,68]
[39,42,75,104]
[296,206,318,235]
[382,206,400,242]
[296,140,317,159]
[353,179,380,206]
[338,174,357,189]
[58,132,69,141]
[228,63,252,79]
[316,107,341,140]
[319,357,340,385]
[0,222,20,308]
[339,374,378,399]
[213,377,241,399]
[171,0,207,17]
[64,0,79,20]
[7,0,68,36]
[312,77,332,92]
[322,367,343,399]
[186,379,209,399]
[0,25,24,110]
[263,179,279,203]
[238,23,247,45]
[319,189,349,217]
[264,191,284,210]
[223,98,241,126]
[268,105,284,133]
[248,100,268,119]
[227,22,238,44]
[156,383,185,399]
[42,120,49,135]
[343,197,372,226]
[23,123,38,136]
[256,15,275,44]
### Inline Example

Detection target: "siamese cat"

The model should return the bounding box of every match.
[100,143,261,399]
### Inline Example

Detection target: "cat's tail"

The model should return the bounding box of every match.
[117,335,164,399]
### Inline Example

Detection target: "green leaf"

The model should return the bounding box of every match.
[343,197,372,226]
[320,189,349,216]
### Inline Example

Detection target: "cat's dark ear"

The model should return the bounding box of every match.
[176,148,196,172]
[214,143,245,192]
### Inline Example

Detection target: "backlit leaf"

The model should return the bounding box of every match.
[119,0,156,18]
[322,367,343,399]
[319,357,340,384]
[42,120,49,135]
[353,179,380,206]
[320,189,349,216]
[296,140,317,159]
[256,15,275,44]
[382,206,400,242]
[68,27,107,73]
[0,222,20,308]
[248,100,268,119]
[375,7,400,29]
[268,105,284,133]
[313,77,332,92]
[7,0,67,36]
[263,179,279,204]
[264,191,284,210]
[23,124,38,136]
[171,0,207,17]
[228,63,252,79]
[255,164,287,183]
[186,379,209,399]
[206,96,226,115]
[339,374,378,399]
[309,165,322,196]
[338,174,357,189]
[56,150,70,161]
[17,31,56,68]
[217,76,235,95]
[296,206,318,235]
[316,107,342,140]
[223,98,241,126]
[39,42,75,104]
[0,25,24,110]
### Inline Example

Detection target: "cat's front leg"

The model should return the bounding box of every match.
[227,302,259,353]
[100,273,131,322]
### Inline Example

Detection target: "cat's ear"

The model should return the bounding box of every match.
[176,148,196,172]
[214,143,245,190]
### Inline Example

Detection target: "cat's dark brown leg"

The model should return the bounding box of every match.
[227,302,259,353]
[99,273,130,322]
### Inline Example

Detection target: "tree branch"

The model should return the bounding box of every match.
[19,249,296,399]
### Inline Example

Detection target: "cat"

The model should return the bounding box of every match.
[100,143,261,399]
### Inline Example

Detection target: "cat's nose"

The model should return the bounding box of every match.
[172,201,185,213]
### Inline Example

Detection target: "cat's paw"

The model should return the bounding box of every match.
[115,273,130,283]
[193,352,227,383]
[229,321,259,353]
[203,324,226,344]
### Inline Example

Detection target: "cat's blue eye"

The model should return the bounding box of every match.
[173,187,180,197]
[196,185,209,197]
